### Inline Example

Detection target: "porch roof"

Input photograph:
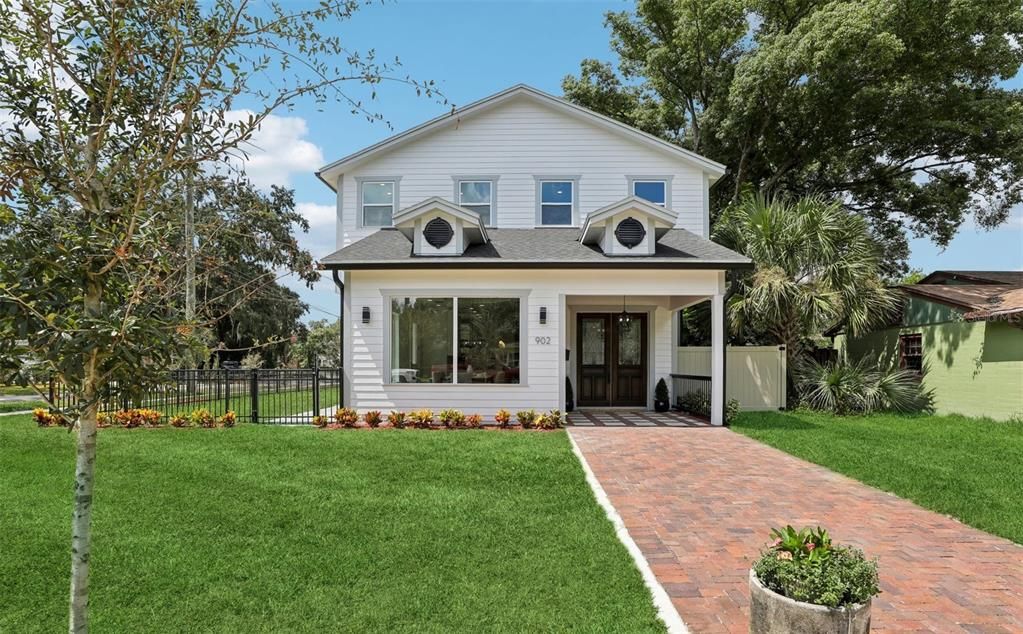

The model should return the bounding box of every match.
[318,227,752,270]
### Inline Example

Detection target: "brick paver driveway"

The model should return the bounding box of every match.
[570,427,1023,634]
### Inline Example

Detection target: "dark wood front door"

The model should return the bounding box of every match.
[576,313,648,407]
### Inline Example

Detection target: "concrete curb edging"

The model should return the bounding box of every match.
[567,430,689,634]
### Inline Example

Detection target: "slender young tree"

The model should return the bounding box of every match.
[713,194,897,369]
[0,2,437,631]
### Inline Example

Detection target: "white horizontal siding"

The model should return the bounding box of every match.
[344,269,722,416]
[337,97,708,248]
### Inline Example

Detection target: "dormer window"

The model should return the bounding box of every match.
[458,180,493,225]
[361,180,396,227]
[632,180,666,206]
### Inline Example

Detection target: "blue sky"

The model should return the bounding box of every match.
[238,1,1023,322]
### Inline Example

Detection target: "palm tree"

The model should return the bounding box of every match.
[713,193,897,368]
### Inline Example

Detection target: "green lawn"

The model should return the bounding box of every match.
[0,400,45,413]
[731,411,1023,544]
[1,416,663,633]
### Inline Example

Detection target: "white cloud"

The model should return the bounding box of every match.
[293,202,337,261]
[295,202,335,229]
[227,110,324,190]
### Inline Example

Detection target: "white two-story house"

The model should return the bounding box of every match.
[317,85,751,424]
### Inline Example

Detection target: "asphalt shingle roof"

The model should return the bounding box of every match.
[319,228,752,269]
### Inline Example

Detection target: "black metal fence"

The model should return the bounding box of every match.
[49,368,343,425]
[670,373,711,409]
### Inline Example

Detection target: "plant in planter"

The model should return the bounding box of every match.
[494,408,512,428]
[654,378,670,412]
[565,377,575,412]
[750,525,879,634]
[387,411,407,429]
[439,408,464,428]
[335,407,359,428]
[364,410,382,428]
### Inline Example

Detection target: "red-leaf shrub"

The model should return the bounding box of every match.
[516,409,537,429]
[189,408,216,428]
[219,411,237,428]
[439,409,464,428]
[465,413,482,429]
[364,410,382,428]
[312,415,329,428]
[335,407,359,428]
[387,411,406,429]
[169,415,189,428]
[494,409,512,428]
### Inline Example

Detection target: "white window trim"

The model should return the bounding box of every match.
[535,175,580,227]
[452,175,499,226]
[627,175,674,208]
[382,290,530,387]
[355,176,402,228]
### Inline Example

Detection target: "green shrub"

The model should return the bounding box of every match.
[726,398,741,423]
[334,407,359,428]
[795,356,932,415]
[678,391,710,417]
[494,408,512,427]
[387,411,406,428]
[516,409,537,429]
[753,525,879,608]
[439,408,464,428]
[407,409,434,429]
[654,378,669,402]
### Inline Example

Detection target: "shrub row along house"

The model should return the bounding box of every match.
[833,270,1023,421]
[316,85,752,424]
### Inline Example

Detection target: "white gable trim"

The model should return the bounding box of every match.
[317,85,726,190]
[579,196,678,246]
[392,196,489,251]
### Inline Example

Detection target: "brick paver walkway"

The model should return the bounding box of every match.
[570,427,1023,634]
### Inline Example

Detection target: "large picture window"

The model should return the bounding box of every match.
[458,298,520,384]
[390,296,521,384]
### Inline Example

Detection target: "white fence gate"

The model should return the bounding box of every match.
[675,346,787,411]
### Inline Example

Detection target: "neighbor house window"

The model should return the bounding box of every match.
[362,180,395,227]
[633,180,666,206]
[899,333,923,373]
[540,180,574,225]
[458,180,493,225]
[390,296,521,384]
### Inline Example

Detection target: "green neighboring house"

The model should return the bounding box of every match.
[834,270,1023,421]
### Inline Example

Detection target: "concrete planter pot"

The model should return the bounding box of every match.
[749,569,871,634]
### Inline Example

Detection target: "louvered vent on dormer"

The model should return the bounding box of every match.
[423,217,454,248]
[614,218,646,249]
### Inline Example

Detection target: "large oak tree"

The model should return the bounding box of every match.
[563,0,1023,268]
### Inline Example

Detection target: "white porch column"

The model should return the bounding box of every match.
[710,292,725,425]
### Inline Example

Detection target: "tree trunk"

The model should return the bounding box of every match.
[69,282,102,634]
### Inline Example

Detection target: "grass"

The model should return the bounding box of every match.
[0,416,663,633]
[731,410,1023,544]
[0,400,46,413]
[0,384,44,396]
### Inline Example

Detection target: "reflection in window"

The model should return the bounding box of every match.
[362,181,395,226]
[581,319,606,365]
[618,319,642,366]
[540,180,573,225]
[457,298,520,384]
[459,181,493,225]
[632,180,666,206]
[390,298,453,383]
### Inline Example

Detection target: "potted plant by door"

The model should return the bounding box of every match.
[565,376,575,412]
[750,526,879,634]
[653,378,670,412]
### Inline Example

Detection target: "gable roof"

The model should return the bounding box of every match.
[391,196,489,244]
[318,227,751,270]
[579,196,678,245]
[316,85,726,190]
[917,270,1023,286]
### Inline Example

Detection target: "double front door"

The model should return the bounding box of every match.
[576,313,647,407]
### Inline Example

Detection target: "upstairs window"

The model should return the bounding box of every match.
[899,333,923,373]
[458,180,493,226]
[633,180,666,206]
[540,180,574,225]
[362,180,395,227]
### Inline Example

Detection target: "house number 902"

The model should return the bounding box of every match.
[534,336,552,345]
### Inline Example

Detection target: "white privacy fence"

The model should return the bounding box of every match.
[675,346,787,411]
